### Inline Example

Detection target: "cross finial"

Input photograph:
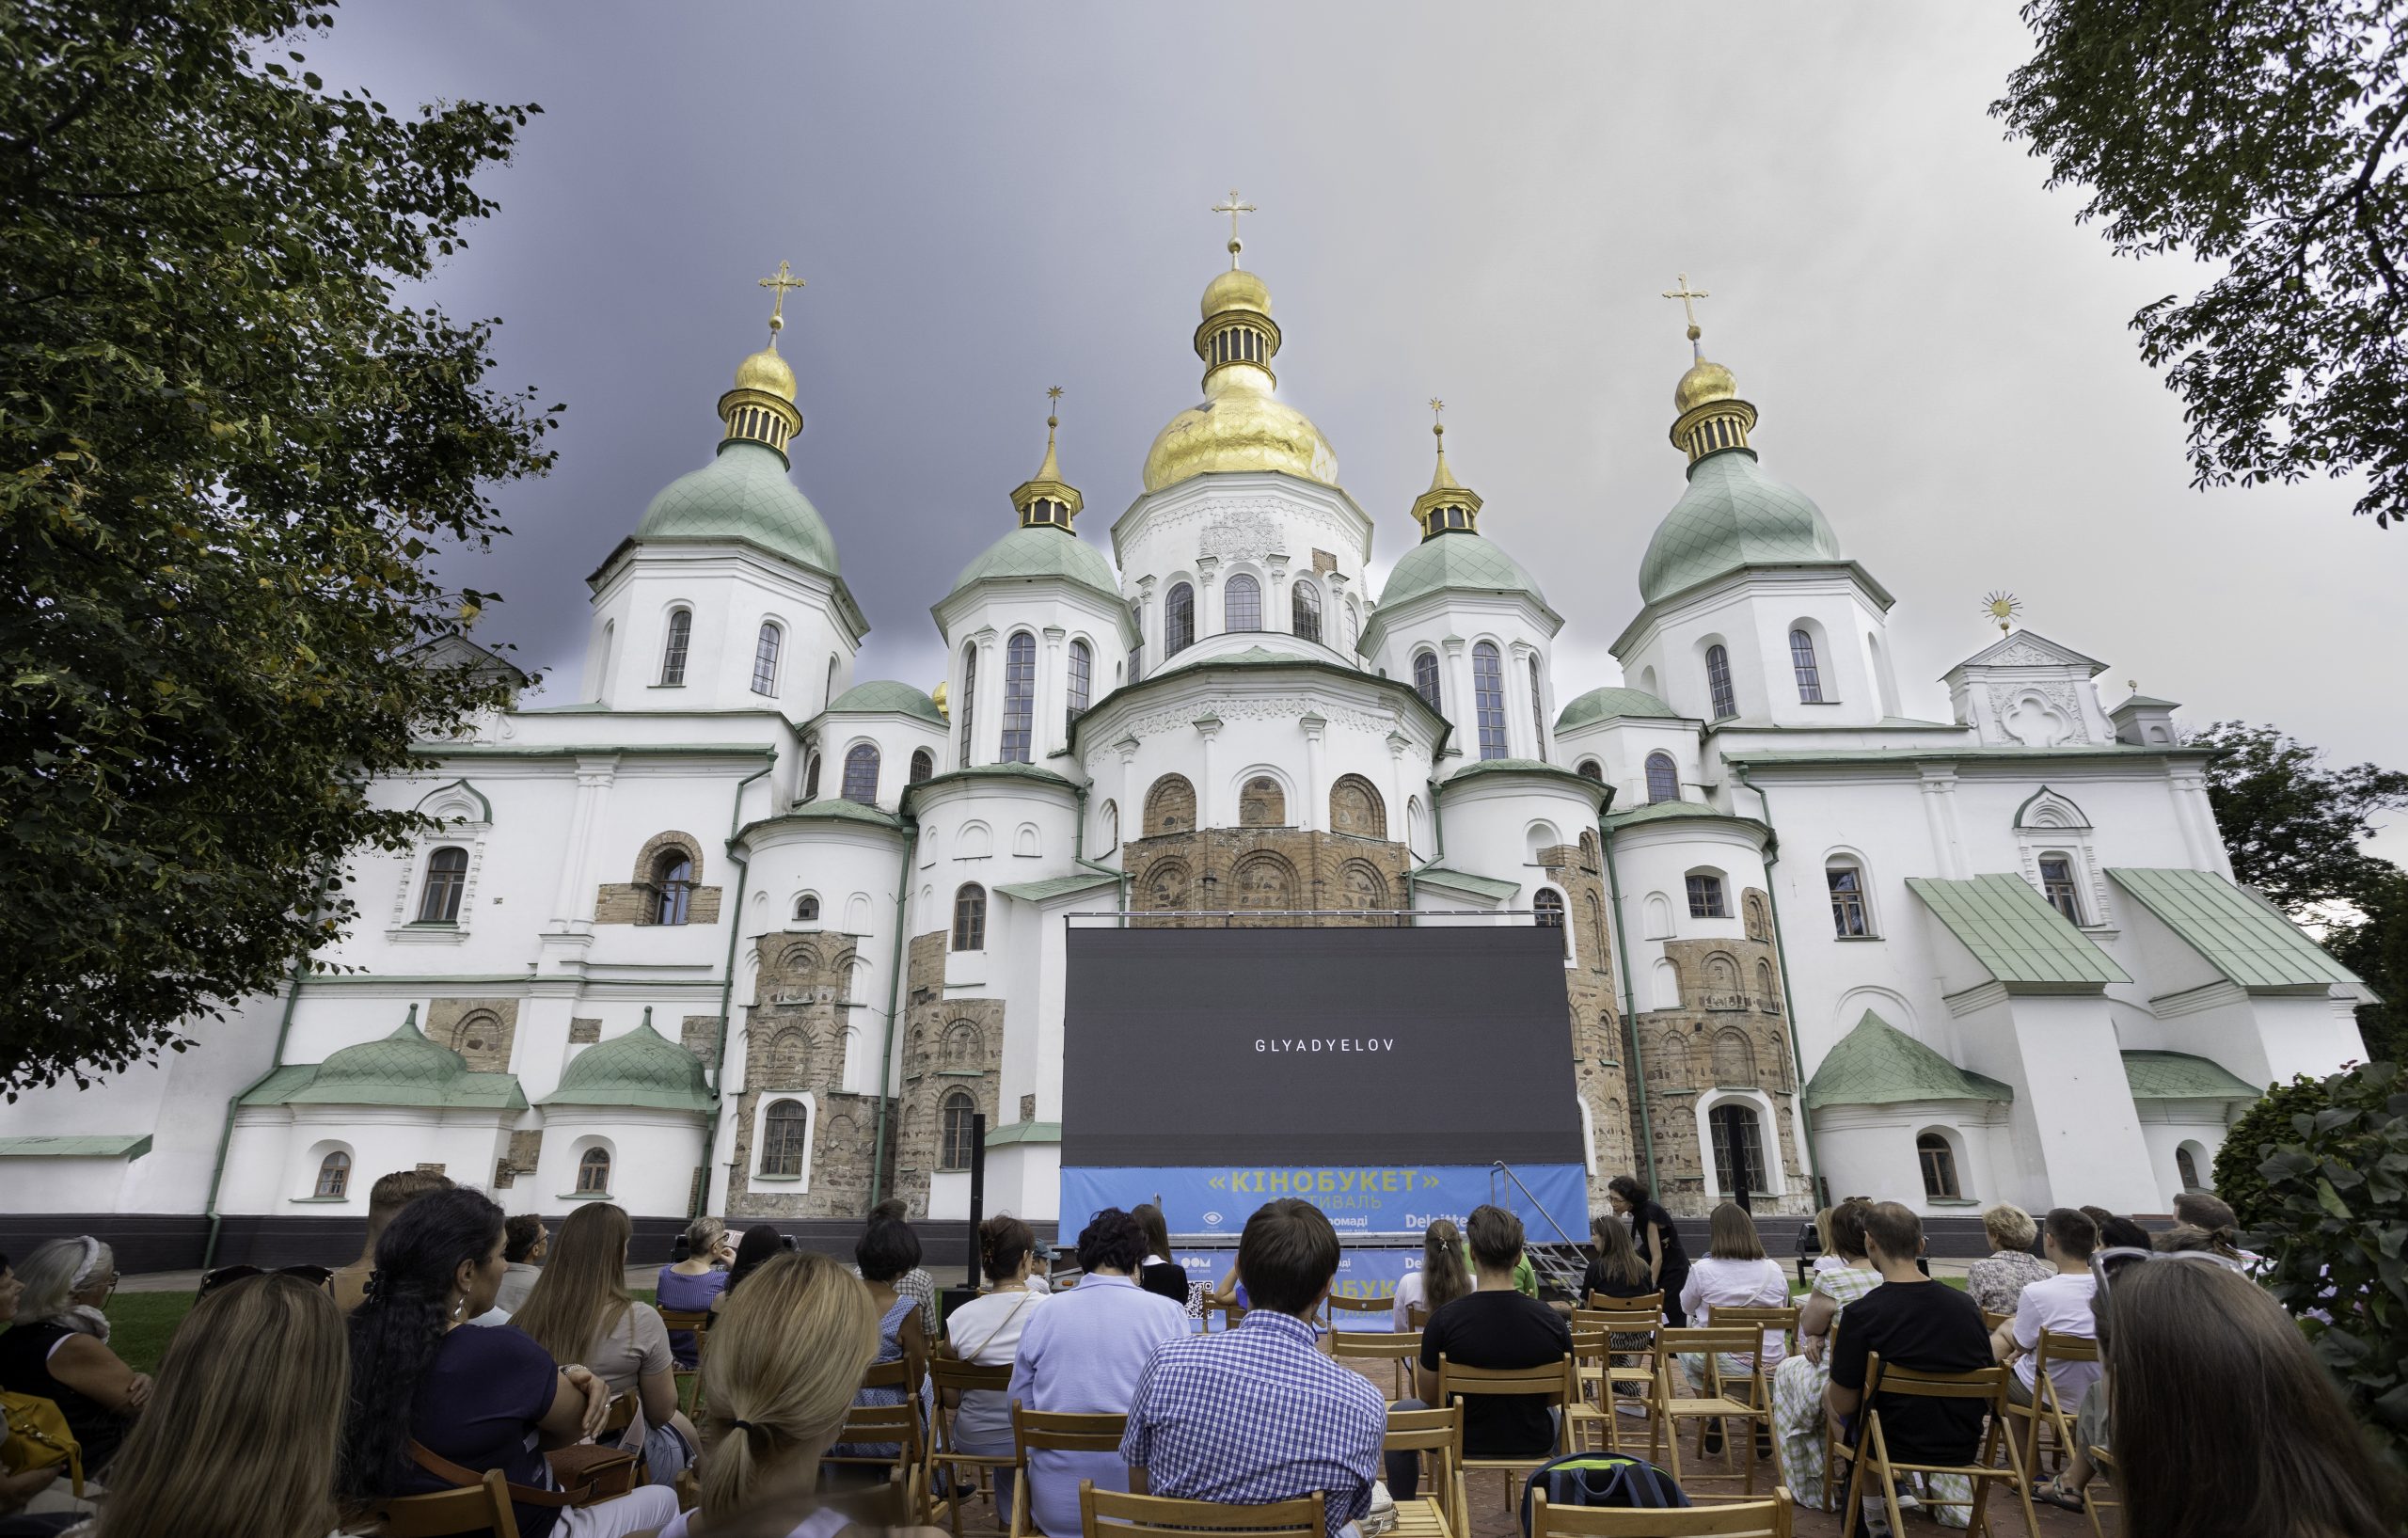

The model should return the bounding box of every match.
[1046,384,1064,433]
[757,260,806,338]
[1212,188,1258,269]
[1429,397,1446,445]
[1663,272,1710,354]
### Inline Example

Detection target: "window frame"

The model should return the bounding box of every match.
[576,1146,612,1195]
[1789,628,1823,704]
[1917,1132,1962,1201]
[1164,582,1196,655]
[1291,579,1322,644]
[1707,1102,1767,1198]
[1223,574,1261,633]
[1066,638,1092,727]
[1412,649,1442,714]
[958,643,978,765]
[1527,656,1548,762]
[417,846,470,924]
[314,1149,352,1199]
[1533,888,1566,929]
[952,882,987,952]
[908,748,935,785]
[1704,643,1736,721]
[1644,753,1679,805]
[652,850,695,927]
[1471,642,1508,759]
[761,1098,809,1179]
[940,1090,979,1171]
[1686,871,1729,919]
[1000,631,1036,764]
[1827,861,1872,937]
[841,743,881,804]
[751,621,783,697]
[658,608,692,688]
[2037,854,2083,924]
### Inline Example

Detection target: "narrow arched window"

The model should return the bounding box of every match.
[952,883,987,951]
[1533,889,1565,928]
[751,622,783,696]
[1224,574,1261,632]
[1164,583,1196,655]
[796,894,820,921]
[1705,644,1736,721]
[801,753,821,801]
[1576,759,1604,784]
[1828,862,1870,936]
[841,743,880,804]
[2039,855,2083,923]
[1790,628,1823,703]
[1291,580,1322,643]
[659,609,691,687]
[1000,631,1036,763]
[1645,752,1679,804]
[1708,1104,1766,1199]
[1917,1134,1960,1200]
[1067,639,1092,727]
[958,643,977,764]
[941,1091,978,1171]
[1472,642,1507,759]
[1528,657,1548,762]
[418,846,469,923]
[909,748,934,785]
[762,1099,808,1178]
[577,1147,611,1195]
[1413,650,1442,714]
[653,850,694,926]
[1687,871,1727,919]
[314,1150,351,1198]
[2176,1146,2202,1190]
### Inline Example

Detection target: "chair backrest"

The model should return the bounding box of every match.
[1589,1290,1664,1313]
[1382,1402,1465,1458]
[1657,1326,1767,1396]
[1435,1354,1577,1413]
[1332,1327,1422,1364]
[2030,1326,2100,1367]
[928,1356,1015,1393]
[600,1389,641,1438]
[1567,1327,1610,1370]
[1530,1487,1792,1537]
[366,1467,523,1538]
[1081,1483,1324,1538]
[1573,1307,1660,1333]
[1980,1308,2013,1334]
[1327,1292,1392,1317]
[863,1356,915,1391]
[1706,1304,1799,1356]
[827,1402,922,1466]
[1407,1302,1433,1329]
[657,1308,711,1335]
[1860,1354,2014,1416]
[1012,1405,1130,1458]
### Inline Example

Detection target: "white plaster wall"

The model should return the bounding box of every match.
[527,1108,704,1218]
[740,818,910,1099]
[1616,569,1893,730]
[1109,474,1374,670]
[1363,591,1564,764]
[219,1106,517,1216]
[2135,1104,2236,1211]
[585,541,860,717]
[936,579,1130,769]
[1812,1102,2008,1217]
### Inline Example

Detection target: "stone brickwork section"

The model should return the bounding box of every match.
[594,881,723,925]
[1124,828,1411,924]
[426,997,518,1072]
[889,930,1006,1217]
[1534,839,1633,1209]
[681,1015,721,1055]
[568,1017,603,1045]
[492,1128,544,1189]
[728,930,868,1219]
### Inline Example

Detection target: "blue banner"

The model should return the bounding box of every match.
[1166,1245,1425,1311]
[1059,1163,1591,1242]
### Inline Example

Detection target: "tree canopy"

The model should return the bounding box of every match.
[1,2,552,1095]
[1996,0,2408,527]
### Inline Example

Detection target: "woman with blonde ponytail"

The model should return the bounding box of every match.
[1387,1218,1471,1331]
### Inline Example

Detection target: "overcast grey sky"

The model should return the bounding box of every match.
[315,3,2402,856]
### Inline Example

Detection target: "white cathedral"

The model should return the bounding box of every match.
[4,236,2373,1244]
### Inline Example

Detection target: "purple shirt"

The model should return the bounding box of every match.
[1006,1273,1188,1537]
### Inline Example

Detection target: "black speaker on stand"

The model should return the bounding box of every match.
[940,1114,988,1325]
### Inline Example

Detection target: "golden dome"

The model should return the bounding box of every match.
[733,345,797,403]
[931,680,948,719]
[1143,377,1339,492]
[1674,357,1736,414]
[1200,267,1272,319]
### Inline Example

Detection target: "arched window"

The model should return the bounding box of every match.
[1239,777,1286,827]
[1755,959,1778,1009]
[752,621,783,696]
[941,1091,979,1171]
[1705,643,1736,721]
[841,743,880,804]
[1828,861,1870,936]
[958,644,977,764]
[762,1099,808,1178]
[1712,1030,1758,1087]
[796,893,820,921]
[659,609,691,687]
[1917,1133,1961,1200]
[418,846,469,923]
[1412,649,1442,714]
[1328,775,1386,839]
[1708,1104,1766,1199]
[1645,753,1679,804]
[1576,759,1604,783]
[1224,574,1261,632]
[2177,1145,2203,1190]
[1687,871,1728,919]
[801,753,821,801]
[1164,583,1196,655]
[1586,892,1608,963]
[1291,580,1322,643]
[1528,657,1549,762]
[1144,775,1196,836]
[1790,628,1823,703]
[652,848,695,926]
[2038,855,2083,923]
[576,1146,611,1195]
[313,1150,352,1198]
[909,748,934,785]
[1743,892,1771,942]
[1533,889,1565,928]
[1000,631,1036,763]
[1067,639,1092,725]
[1472,642,1507,759]
[952,883,987,951]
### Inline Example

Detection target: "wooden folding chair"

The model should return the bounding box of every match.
[1706,1305,1799,1381]
[2081,1443,2118,1538]
[1199,1300,1248,1333]
[825,1361,931,1524]
[1574,1311,1666,1453]
[1325,1292,1393,1330]
[2004,1327,2099,1473]
[659,1307,712,1416]
[1587,1290,1663,1315]
[1654,1325,1773,1495]
[1979,1308,2013,1335]
[1835,1354,2042,1538]
[1008,1406,1127,1538]
[1529,1487,1792,1537]
[1407,1302,1433,1330]
[1078,1483,1323,1538]
[365,1466,522,1538]
[1434,1353,1577,1511]
[1563,1327,1612,1451]
[1331,1325,1423,1401]
[927,1357,1016,1538]
[1383,1403,1468,1538]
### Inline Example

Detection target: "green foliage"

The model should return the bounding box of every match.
[2242,1061,2408,1459]
[2328,871,2408,1068]
[0,2,555,1095]
[1995,0,2408,527]
[2192,721,2408,913]
[2213,1072,2336,1231]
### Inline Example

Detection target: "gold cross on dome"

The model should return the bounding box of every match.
[1429,398,1446,439]
[1212,188,1258,266]
[757,260,806,330]
[1664,272,1711,343]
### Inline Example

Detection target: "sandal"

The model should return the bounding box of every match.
[2030,1478,2084,1512]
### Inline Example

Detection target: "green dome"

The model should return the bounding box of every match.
[638,439,839,577]
[827,680,945,724]
[1556,686,1678,730]
[539,1018,712,1112]
[1638,450,1839,604]
[1377,532,1549,611]
[276,1015,527,1110]
[948,525,1120,606]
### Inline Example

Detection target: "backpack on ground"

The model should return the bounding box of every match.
[1519,1451,1688,1532]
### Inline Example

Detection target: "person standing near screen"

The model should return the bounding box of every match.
[1608,1175,1690,1324]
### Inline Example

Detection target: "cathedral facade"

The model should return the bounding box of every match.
[3,245,2372,1234]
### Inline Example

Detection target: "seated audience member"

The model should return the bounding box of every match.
[870,1198,938,1336]
[657,1214,735,1367]
[1679,1202,1789,1454]
[2165,1192,2254,1264]
[1990,1207,2099,1409]
[1965,1202,2049,1316]
[831,1218,932,1464]
[66,1275,344,1538]
[2078,1206,2117,1242]
[1131,1204,1190,1308]
[0,1253,71,1532]
[495,1213,549,1313]
[1577,1212,1654,1308]
[330,1166,452,1312]
[2028,1236,2159,1517]
[1608,1176,1691,1324]
[2095,1214,2152,1252]
[0,1238,147,1473]
[1772,1197,1880,1504]
[938,1215,1051,1524]
[514,1200,699,1484]
[335,1186,678,1537]
[1826,1202,1993,1535]
[1025,1239,1054,1296]
[1123,1200,1385,1538]
[2100,1256,2400,1538]
[1388,1204,1573,1498]
[1006,1208,1188,1538]
[1392,1217,1472,1331]
[713,1224,787,1312]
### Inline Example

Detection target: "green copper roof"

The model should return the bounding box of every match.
[995,873,1122,903]
[760,800,905,829]
[1639,450,1841,604]
[1440,757,1610,803]
[1556,687,1679,729]
[1375,531,1553,615]
[985,1119,1062,1147]
[2106,868,2362,990]
[827,680,945,724]
[948,525,1121,606]
[540,1018,712,1113]
[2121,1050,2263,1102]
[1604,801,1768,835]
[905,761,1079,800]
[638,439,839,577]
[0,1134,152,1159]
[1414,865,1522,901]
[1906,874,2131,990]
[2115,695,2182,711]
[248,1016,528,1111]
[1805,1011,2013,1111]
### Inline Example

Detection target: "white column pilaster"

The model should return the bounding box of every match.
[1300,713,1327,832]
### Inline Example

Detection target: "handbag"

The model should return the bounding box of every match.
[0,1392,83,1498]
[409,1438,640,1509]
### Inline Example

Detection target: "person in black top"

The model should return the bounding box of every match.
[1608,1175,1691,1324]
[1131,1204,1190,1307]
[1577,1211,1655,1307]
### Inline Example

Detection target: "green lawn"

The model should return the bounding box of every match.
[107,1288,661,1375]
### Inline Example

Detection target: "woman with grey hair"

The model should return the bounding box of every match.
[1965,1202,2052,1315]
[0,1236,150,1470]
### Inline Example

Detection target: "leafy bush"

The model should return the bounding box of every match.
[2213,1072,2335,1229]
[2242,1060,2408,1461]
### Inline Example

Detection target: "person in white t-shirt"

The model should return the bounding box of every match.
[938,1215,1052,1526]
[1389,1218,1474,1333]
[1678,1203,1793,1372]
[1991,1206,2100,1410]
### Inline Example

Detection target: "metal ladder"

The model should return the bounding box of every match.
[1488,1161,1589,1302]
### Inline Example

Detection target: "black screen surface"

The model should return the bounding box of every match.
[1060,926,1583,1166]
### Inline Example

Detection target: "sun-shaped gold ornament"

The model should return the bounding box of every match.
[1982,591,2022,635]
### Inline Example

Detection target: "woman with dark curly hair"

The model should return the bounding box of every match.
[335,1186,677,1537]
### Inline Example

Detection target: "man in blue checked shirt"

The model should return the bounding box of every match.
[1121,1198,1387,1538]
